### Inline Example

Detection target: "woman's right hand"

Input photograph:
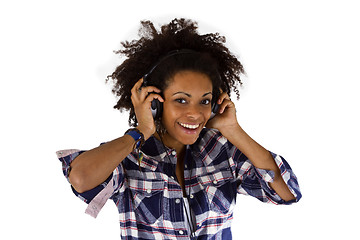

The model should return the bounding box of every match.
[130,78,164,140]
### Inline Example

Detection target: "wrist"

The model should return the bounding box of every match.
[124,128,145,150]
[135,125,154,140]
[220,123,243,139]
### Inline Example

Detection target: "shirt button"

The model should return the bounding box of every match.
[190,194,194,199]
[171,151,176,156]
[171,176,175,180]
[179,230,184,235]
[146,189,151,194]
[184,164,188,168]
[175,198,181,204]
[213,180,218,185]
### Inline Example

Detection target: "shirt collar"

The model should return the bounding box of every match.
[139,128,223,170]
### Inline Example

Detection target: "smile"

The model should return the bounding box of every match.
[178,122,200,129]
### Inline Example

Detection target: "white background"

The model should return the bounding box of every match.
[1,0,359,239]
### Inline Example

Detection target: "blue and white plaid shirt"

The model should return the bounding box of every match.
[57,128,301,239]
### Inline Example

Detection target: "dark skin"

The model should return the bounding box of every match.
[152,71,212,197]
[153,71,295,201]
[70,70,295,202]
[176,152,186,196]
[153,133,186,196]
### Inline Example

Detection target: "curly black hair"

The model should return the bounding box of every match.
[107,18,245,126]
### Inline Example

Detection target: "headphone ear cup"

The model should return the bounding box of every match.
[210,102,220,119]
[151,99,163,120]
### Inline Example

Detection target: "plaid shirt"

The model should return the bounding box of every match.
[57,128,301,240]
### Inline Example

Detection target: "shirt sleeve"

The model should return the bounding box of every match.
[56,148,125,217]
[231,147,302,205]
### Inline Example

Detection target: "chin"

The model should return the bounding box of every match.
[177,131,202,145]
[181,137,199,146]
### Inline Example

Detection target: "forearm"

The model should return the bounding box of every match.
[69,134,135,193]
[222,125,295,201]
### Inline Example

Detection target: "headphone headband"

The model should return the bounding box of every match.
[142,49,220,120]
[143,49,198,81]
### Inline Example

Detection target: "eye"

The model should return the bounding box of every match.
[201,99,211,105]
[175,98,187,104]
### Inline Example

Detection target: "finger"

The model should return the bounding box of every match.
[145,92,164,103]
[135,78,144,88]
[137,86,162,102]
[131,80,145,105]
[131,80,159,100]
[131,78,144,93]
[217,92,230,104]
[140,86,161,95]
[219,99,234,114]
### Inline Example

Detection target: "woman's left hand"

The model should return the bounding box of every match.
[206,92,240,136]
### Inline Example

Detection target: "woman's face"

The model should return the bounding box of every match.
[161,70,213,148]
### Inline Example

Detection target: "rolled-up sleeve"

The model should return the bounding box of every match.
[235,150,301,205]
[56,148,125,217]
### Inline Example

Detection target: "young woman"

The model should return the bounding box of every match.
[57,18,301,239]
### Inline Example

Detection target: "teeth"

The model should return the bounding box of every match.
[179,122,200,129]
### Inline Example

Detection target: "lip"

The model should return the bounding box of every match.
[177,122,202,134]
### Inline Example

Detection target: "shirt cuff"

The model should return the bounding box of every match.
[56,146,123,218]
[56,149,83,182]
[254,152,302,204]
[85,178,114,218]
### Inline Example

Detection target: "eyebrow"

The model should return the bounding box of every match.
[172,91,213,97]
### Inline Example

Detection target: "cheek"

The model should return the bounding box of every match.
[205,106,212,118]
[199,105,212,123]
[161,105,180,126]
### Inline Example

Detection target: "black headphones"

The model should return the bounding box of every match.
[142,49,220,120]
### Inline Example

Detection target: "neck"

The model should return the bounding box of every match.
[154,131,185,156]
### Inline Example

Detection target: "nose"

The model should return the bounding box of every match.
[185,104,202,119]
